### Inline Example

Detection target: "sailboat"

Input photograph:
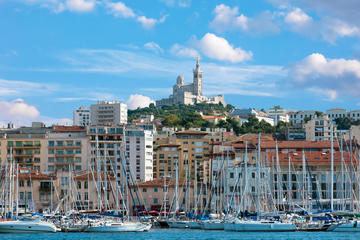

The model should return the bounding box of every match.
[224,134,297,232]
[0,148,58,233]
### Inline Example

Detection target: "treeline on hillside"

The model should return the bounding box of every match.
[128,103,290,135]
[128,103,234,122]
[335,117,360,130]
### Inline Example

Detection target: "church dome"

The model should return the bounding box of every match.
[176,75,184,85]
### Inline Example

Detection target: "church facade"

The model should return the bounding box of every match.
[156,57,226,107]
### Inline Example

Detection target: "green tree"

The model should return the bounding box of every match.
[162,114,181,126]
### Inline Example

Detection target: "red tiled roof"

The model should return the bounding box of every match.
[266,151,355,166]
[260,141,339,149]
[175,130,207,136]
[202,115,225,120]
[134,178,193,187]
[18,169,55,180]
[53,126,86,132]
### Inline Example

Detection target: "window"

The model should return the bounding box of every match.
[27,192,32,200]
[154,188,158,192]
[84,181,88,189]
[153,198,158,204]
[48,165,54,171]
[230,172,234,179]
[143,188,147,192]
[84,192,88,200]
[77,181,82,189]
[77,192,81,201]
[19,192,24,200]
[48,157,54,163]
[19,180,24,187]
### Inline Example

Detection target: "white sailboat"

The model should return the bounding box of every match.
[86,220,151,232]
[328,220,360,232]
[0,219,58,233]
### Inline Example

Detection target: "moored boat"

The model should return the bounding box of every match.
[0,220,58,233]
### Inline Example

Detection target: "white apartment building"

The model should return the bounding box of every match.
[326,108,360,121]
[267,107,290,126]
[125,129,153,182]
[289,110,317,125]
[73,106,90,126]
[231,108,275,126]
[90,101,127,126]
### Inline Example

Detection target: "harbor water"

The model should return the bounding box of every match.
[0,229,360,240]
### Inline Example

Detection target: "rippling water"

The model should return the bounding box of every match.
[1,229,360,240]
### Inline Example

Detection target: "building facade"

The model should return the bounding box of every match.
[73,106,90,126]
[90,101,127,126]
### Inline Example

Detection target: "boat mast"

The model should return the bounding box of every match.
[15,163,18,218]
[244,141,248,212]
[288,155,292,211]
[96,134,102,211]
[302,150,307,212]
[256,133,261,220]
[340,131,344,211]
[175,159,179,213]
[194,159,198,214]
[330,122,334,211]
[114,144,120,214]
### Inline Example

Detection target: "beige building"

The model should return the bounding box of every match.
[304,117,336,141]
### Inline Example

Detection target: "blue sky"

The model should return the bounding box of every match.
[1,0,360,126]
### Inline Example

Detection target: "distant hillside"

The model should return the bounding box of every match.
[128,103,234,121]
[128,103,287,136]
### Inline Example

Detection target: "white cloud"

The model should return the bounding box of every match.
[195,33,252,63]
[104,1,135,18]
[126,94,155,109]
[288,53,360,99]
[169,44,199,58]
[159,0,191,7]
[66,0,96,12]
[144,41,163,54]
[209,4,280,35]
[25,0,96,13]
[285,8,312,26]
[0,78,57,96]
[136,15,167,29]
[210,4,248,32]
[0,99,39,122]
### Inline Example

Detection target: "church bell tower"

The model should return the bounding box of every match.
[193,56,203,96]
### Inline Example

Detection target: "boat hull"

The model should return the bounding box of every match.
[231,221,297,232]
[201,221,224,230]
[86,222,151,232]
[328,221,360,232]
[0,221,57,233]
[167,221,188,229]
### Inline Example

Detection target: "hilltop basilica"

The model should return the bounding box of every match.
[156,57,226,107]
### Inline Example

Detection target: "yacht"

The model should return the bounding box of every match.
[0,219,58,233]
[86,220,151,232]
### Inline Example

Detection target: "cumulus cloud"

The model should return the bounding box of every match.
[136,15,167,29]
[144,42,163,54]
[126,94,155,109]
[104,1,135,18]
[195,33,252,63]
[210,4,248,32]
[0,99,39,122]
[288,53,360,99]
[209,4,280,35]
[25,0,96,13]
[159,0,191,7]
[66,0,96,12]
[169,44,199,58]
[285,8,312,27]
